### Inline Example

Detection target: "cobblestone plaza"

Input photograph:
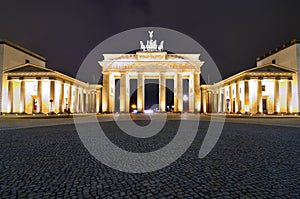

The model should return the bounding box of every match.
[1,115,300,198]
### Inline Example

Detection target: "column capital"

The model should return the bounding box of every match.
[258,77,263,80]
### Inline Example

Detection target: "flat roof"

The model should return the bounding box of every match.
[256,39,300,62]
[0,39,46,62]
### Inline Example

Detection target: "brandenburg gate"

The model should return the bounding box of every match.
[99,31,204,113]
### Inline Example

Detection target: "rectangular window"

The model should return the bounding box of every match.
[272,59,276,64]
[262,85,266,91]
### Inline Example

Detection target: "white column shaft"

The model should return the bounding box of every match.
[274,79,279,113]
[189,74,194,112]
[137,73,144,112]
[8,80,14,113]
[120,73,128,112]
[37,80,42,113]
[287,79,292,113]
[159,73,166,112]
[176,73,183,112]
[20,80,26,113]
[257,79,262,113]
[194,73,201,112]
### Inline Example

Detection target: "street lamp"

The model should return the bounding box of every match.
[49,99,53,114]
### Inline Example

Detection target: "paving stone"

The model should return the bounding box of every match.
[0,121,300,198]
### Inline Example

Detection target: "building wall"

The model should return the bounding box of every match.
[2,44,46,70]
[0,43,46,113]
[256,44,299,113]
[256,45,298,69]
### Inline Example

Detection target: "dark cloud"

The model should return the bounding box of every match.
[1,0,300,80]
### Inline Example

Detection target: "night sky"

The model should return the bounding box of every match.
[1,0,300,81]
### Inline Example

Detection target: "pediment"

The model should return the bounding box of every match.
[4,64,53,73]
[248,64,295,73]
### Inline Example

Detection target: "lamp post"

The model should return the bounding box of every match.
[50,99,53,114]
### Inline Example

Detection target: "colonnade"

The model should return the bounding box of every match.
[102,72,201,113]
[6,78,101,114]
[203,78,293,114]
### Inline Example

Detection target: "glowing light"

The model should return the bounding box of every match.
[144,109,153,114]
[183,94,188,101]
[244,105,249,112]
[131,104,137,109]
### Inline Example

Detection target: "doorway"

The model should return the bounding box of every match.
[32,96,38,113]
[232,100,236,113]
[262,98,267,114]
[145,79,159,111]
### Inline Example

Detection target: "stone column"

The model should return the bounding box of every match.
[96,89,101,113]
[20,80,26,113]
[208,91,212,113]
[95,91,98,112]
[109,74,115,113]
[74,87,78,113]
[59,82,64,113]
[188,74,194,112]
[174,74,178,112]
[137,73,144,112]
[92,91,95,112]
[202,90,206,113]
[91,91,94,112]
[194,72,201,112]
[120,72,128,112]
[159,73,166,112]
[229,84,233,113]
[37,79,42,113]
[274,79,279,114]
[50,80,55,113]
[176,73,183,112]
[78,89,81,112]
[223,88,226,112]
[125,74,130,112]
[102,73,109,113]
[213,91,218,113]
[257,79,262,113]
[68,84,72,112]
[8,80,14,113]
[235,82,240,113]
[244,80,249,113]
[85,91,90,112]
[80,89,84,112]
[218,89,222,112]
[92,90,97,113]
[286,79,292,114]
